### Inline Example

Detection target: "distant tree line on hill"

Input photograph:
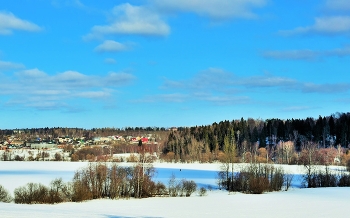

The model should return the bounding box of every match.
[163,112,350,164]
[2,112,350,166]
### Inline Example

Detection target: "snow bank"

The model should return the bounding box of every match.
[1,187,349,218]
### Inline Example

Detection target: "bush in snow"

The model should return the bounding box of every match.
[0,184,12,203]
[338,172,350,187]
[14,179,70,204]
[181,179,197,197]
[199,187,207,196]
[218,163,288,194]
[14,183,50,204]
[167,174,197,197]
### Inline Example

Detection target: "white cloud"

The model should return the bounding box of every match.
[241,75,297,88]
[104,72,136,87]
[94,40,129,53]
[325,45,350,56]
[104,58,117,64]
[75,91,111,99]
[192,68,234,88]
[195,94,250,105]
[156,68,246,105]
[155,68,350,105]
[152,0,266,20]
[262,50,320,60]
[163,69,298,93]
[133,93,188,103]
[324,0,350,12]
[262,45,350,60]
[0,11,41,35]
[0,68,136,110]
[279,16,350,36]
[18,68,47,78]
[0,60,25,71]
[302,83,350,93]
[86,3,170,39]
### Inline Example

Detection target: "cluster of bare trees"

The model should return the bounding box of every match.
[167,174,197,197]
[218,163,292,194]
[13,178,70,204]
[9,163,162,204]
[299,143,350,188]
[70,162,162,201]
[216,129,293,194]
[3,161,201,204]
[68,143,162,162]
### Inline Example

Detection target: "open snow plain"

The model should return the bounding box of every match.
[1,161,349,218]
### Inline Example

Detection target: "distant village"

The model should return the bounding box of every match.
[0,132,162,151]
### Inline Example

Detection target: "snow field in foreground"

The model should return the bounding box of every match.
[0,161,349,218]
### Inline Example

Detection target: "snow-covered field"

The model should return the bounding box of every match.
[0,161,349,218]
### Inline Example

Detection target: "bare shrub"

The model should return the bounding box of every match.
[154,182,168,196]
[269,167,285,192]
[70,153,79,162]
[317,166,338,187]
[338,173,350,187]
[54,152,62,161]
[72,147,102,161]
[14,155,24,161]
[219,163,287,194]
[14,179,71,204]
[181,180,197,197]
[302,166,338,188]
[127,154,138,162]
[48,178,71,203]
[199,187,207,196]
[284,174,294,191]
[27,155,35,161]
[0,185,12,203]
[248,176,269,194]
[14,183,49,204]
[161,152,175,162]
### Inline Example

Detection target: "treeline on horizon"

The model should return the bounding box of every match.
[160,112,350,163]
[1,112,350,143]
[167,111,350,151]
[1,112,350,147]
[0,126,168,140]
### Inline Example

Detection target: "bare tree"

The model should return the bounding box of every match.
[221,129,236,191]
[300,142,319,188]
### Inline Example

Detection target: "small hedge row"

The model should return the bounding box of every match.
[219,163,293,194]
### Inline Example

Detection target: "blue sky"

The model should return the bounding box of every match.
[0,0,350,129]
